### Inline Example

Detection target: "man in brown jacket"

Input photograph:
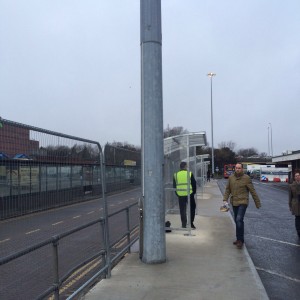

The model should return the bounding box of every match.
[223,163,261,249]
[288,171,300,238]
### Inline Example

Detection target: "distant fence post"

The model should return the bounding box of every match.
[52,236,60,300]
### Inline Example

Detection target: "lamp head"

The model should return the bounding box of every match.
[207,72,216,77]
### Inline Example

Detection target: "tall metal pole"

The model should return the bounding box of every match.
[269,122,273,156]
[267,126,270,156]
[140,0,166,264]
[207,72,216,176]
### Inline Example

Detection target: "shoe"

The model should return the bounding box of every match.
[236,240,244,249]
[191,223,196,229]
[182,225,186,228]
[233,240,238,245]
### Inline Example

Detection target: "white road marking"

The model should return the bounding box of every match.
[250,234,300,247]
[87,211,95,215]
[25,229,40,235]
[0,238,11,243]
[256,267,300,283]
[73,215,81,219]
[52,221,63,226]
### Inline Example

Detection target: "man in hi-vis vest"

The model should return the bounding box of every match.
[173,161,197,229]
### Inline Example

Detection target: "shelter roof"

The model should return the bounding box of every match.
[13,153,30,159]
[164,132,207,155]
[272,150,300,163]
[0,152,9,159]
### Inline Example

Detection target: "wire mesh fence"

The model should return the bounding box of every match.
[0,118,103,219]
[0,118,141,299]
[0,119,142,220]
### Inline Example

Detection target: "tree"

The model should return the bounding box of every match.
[196,144,236,173]
[218,141,236,151]
[214,147,236,170]
[196,145,210,156]
[163,125,189,138]
[110,141,141,152]
[237,148,258,158]
[259,152,268,158]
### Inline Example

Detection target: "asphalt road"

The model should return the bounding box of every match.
[0,188,141,300]
[218,179,300,300]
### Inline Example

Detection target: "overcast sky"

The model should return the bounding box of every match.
[1,1,299,156]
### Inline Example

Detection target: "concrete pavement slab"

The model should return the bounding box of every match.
[83,180,269,300]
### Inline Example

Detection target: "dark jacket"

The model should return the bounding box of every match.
[223,172,261,208]
[289,181,300,216]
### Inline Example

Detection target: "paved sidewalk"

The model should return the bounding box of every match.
[83,180,269,300]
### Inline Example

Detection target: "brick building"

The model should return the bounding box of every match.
[0,123,39,158]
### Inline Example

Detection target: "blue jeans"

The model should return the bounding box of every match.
[232,205,248,242]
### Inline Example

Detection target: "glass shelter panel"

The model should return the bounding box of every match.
[164,132,207,231]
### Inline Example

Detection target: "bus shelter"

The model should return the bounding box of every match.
[164,132,207,233]
[195,154,210,189]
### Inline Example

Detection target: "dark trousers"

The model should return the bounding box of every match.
[232,205,248,242]
[178,194,196,227]
[295,216,300,236]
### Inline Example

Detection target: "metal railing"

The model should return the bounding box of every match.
[0,201,139,300]
[0,118,141,300]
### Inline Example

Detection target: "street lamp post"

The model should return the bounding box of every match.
[207,72,216,176]
[267,126,270,156]
[268,122,273,156]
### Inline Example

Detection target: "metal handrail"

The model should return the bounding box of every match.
[0,201,139,300]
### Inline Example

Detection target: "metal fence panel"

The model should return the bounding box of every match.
[0,119,104,219]
[0,118,141,299]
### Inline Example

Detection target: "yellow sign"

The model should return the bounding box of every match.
[124,160,136,166]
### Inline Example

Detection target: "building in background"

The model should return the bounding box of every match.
[0,123,39,158]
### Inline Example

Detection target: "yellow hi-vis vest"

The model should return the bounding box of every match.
[174,170,192,196]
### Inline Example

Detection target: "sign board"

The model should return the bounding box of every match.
[124,160,136,166]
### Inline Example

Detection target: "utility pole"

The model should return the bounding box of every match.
[267,126,270,156]
[140,0,166,264]
[207,72,216,176]
[269,122,273,156]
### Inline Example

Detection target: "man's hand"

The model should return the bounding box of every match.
[220,201,230,212]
